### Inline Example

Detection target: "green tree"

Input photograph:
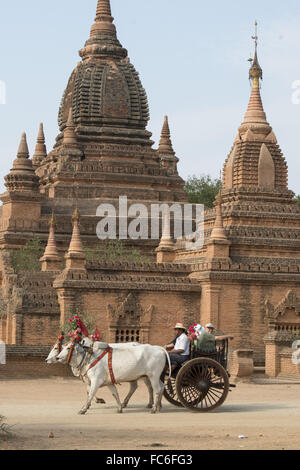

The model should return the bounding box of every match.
[296,195,300,207]
[184,175,221,208]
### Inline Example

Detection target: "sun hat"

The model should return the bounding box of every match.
[174,322,186,330]
[205,323,215,330]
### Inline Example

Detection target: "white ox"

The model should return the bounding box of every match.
[46,340,154,409]
[56,341,171,414]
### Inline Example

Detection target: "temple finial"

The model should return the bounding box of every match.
[158,116,175,156]
[49,210,56,227]
[72,206,80,223]
[32,123,47,167]
[63,108,78,145]
[95,0,113,21]
[238,22,269,137]
[249,21,263,89]
[65,207,86,270]
[17,133,30,159]
[40,210,62,271]
[90,0,116,38]
[155,206,175,263]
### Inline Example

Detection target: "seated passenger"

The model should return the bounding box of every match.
[194,323,234,353]
[164,322,190,371]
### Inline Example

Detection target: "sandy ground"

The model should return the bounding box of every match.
[0,377,300,450]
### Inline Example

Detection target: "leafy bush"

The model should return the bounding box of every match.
[9,239,43,273]
[184,175,221,208]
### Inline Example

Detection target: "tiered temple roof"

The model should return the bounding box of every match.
[174,23,300,265]
[0,0,188,251]
[222,25,290,201]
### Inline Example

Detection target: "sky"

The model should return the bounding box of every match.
[0,0,300,194]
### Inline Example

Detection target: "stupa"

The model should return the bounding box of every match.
[174,23,300,363]
[0,0,188,253]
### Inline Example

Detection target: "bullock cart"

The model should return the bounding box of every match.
[162,339,235,412]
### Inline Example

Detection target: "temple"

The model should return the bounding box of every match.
[0,6,299,379]
[0,0,187,254]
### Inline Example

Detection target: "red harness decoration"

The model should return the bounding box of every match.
[84,347,116,384]
[67,344,75,365]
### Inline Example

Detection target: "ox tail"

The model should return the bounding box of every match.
[157,346,171,379]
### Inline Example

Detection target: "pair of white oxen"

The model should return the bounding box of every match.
[46,338,171,415]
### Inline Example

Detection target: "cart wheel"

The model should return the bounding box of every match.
[176,358,229,412]
[161,370,183,408]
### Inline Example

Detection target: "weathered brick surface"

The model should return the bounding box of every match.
[2,0,300,381]
[0,345,72,379]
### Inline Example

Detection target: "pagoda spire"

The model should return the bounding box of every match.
[155,206,175,263]
[63,108,78,145]
[222,23,287,193]
[95,0,113,19]
[79,0,127,60]
[158,116,179,174]
[210,191,227,241]
[11,132,35,173]
[158,116,175,156]
[239,22,271,138]
[69,208,84,255]
[44,212,60,257]
[65,208,86,270]
[206,190,231,260]
[90,0,117,42]
[40,211,62,271]
[32,123,47,167]
[160,207,174,247]
[93,0,115,33]
[2,131,42,221]
[17,132,30,159]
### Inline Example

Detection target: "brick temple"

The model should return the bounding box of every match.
[0,2,299,378]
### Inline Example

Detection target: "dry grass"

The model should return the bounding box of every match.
[0,415,13,437]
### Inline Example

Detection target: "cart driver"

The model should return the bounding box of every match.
[164,322,190,371]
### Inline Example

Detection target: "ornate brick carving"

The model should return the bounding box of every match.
[266,290,300,320]
[107,292,154,343]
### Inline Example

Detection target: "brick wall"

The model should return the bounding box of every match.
[81,290,200,346]
[202,282,300,365]
[0,345,72,379]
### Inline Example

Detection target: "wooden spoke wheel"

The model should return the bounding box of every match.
[161,370,183,408]
[175,358,229,412]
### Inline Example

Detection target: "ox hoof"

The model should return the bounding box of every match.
[96,398,106,404]
[117,408,123,414]
[147,404,153,409]
[78,410,87,415]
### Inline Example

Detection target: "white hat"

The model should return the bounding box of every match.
[205,323,215,330]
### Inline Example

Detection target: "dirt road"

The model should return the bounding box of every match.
[0,378,299,450]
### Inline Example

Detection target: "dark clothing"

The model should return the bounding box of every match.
[195,332,216,353]
[169,353,190,367]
